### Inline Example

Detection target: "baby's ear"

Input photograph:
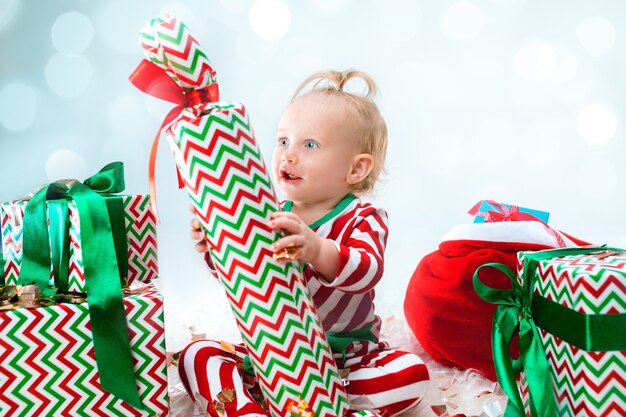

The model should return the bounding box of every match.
[347,153,374,186]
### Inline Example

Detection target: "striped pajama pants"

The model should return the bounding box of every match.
[178,340,429,417]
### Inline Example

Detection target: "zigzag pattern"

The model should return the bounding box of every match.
[67,202,85,292]
[535,255,626,313]
[123,195,159,284]
[166,101,348,416]
[540,330,626,416]
[1,201,25,285]
[0,285,168,417]
[139,15,215,89]
[517,251,626,416]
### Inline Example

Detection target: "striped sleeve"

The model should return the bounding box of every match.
[322,206,388,294]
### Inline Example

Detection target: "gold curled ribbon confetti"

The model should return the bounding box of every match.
[0,285,19,303]
[220,340,236,354]
[210,388,236,415]
[588,249,626,259]
[211,399,225,415]
[166,351,181,368]
[20,285,40,308]
[187,325,206,341]
[0,285,56,310]
[272,245,302,261]
[287,399,315,417]
[0,278,148,311]
[216,388,236,404]
[122,280,151,295]
[55,292,88,304]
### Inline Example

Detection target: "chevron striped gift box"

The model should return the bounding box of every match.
[0,283,168,417]
[474,247,626,417]
[517,248,626,417]
[130,14,349,417]
[1,194,158,292]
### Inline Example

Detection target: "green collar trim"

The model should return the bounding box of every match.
[283,194,356,229]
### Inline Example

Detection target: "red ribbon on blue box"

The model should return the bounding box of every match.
[468,200,550,224]
[468,199,566,248]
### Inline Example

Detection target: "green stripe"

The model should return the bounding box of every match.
[202,199,275,241]
[533,294,626,351]
[178,107,249,142]
[284,193,356,229]
[211,236,284,290]
[191,176,274,235]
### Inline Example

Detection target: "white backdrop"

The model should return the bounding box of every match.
[1,0,625,350]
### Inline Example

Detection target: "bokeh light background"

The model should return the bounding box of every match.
[1,0,625,349]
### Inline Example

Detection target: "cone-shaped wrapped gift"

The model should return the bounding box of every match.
[130,15,349,417]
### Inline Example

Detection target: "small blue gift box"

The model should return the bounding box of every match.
[469,200,550,224]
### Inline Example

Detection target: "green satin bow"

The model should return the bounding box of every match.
[473,246,626,417]
[18,161,142,409]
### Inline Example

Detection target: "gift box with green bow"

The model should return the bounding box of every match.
[0,162,167,416]
[1,162,158,292]
[474,247,626,417]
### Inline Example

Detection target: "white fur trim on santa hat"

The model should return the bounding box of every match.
[440,221,577,247]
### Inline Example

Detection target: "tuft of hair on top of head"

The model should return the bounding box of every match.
[290,69,388,196]
[290,69,379,102]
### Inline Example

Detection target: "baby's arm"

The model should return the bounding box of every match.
[322,206,388,293]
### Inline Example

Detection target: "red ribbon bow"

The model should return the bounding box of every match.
[468,200,566,247]
[477,201,538,223]
[129,59,220,221]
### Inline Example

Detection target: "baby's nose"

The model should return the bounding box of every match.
[282,149,297,163]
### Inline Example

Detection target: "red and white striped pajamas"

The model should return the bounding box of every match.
[179,194,430,416]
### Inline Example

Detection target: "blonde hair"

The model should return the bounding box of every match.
[291,70,388,195]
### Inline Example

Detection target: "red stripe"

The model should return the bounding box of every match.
[348,362,429,395]
[0,313,19,415]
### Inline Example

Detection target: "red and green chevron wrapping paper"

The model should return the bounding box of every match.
[0,283,168,417]
[134,15,349,417]
[517,250,626,417]
[0,194,158,292]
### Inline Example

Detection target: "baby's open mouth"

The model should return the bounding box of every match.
[280,169,301,180]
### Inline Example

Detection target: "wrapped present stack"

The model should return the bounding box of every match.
[130,15,349,417]
[474,246,626,417]
[0,162,168,417]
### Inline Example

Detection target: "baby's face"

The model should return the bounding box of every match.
[272,93,360,206]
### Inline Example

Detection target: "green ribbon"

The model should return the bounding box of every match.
[473,246,626,417]
[48,199,70,292]
[19,162,142,409]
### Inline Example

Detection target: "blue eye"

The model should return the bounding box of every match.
[304,139,319,149]
[278,138,289,146]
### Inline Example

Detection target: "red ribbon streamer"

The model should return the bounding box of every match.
[129,59,220,222]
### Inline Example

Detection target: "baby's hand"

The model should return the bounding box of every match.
[190,205,209,253]
[267,212,321,264]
